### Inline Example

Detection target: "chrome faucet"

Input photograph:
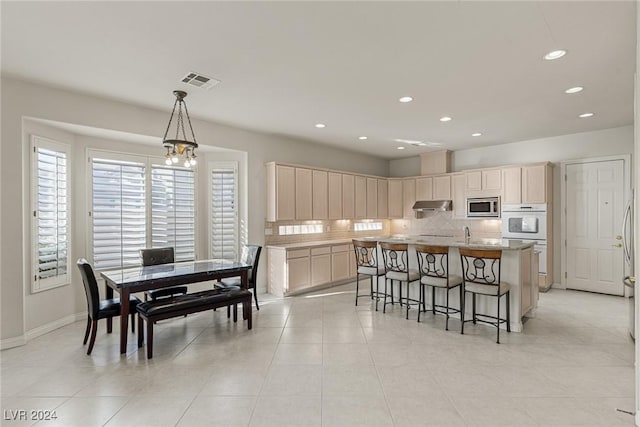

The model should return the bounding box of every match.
[463,226,471,243]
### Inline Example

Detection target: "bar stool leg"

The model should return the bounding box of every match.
[497,293,501,344]
[355,273,360,306]
[370,276,374,300]
[506,291,511,332]
[472,294,477,324]
[405,282,410,320]
[460,288,465,335]
[383,279,388,313]
[445,287,450,331]
[431,286,436,315]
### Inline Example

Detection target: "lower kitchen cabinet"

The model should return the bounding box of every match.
[268,242,357,296]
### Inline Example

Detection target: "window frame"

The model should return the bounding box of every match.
[30,135,72,293]
[87,149,198,271]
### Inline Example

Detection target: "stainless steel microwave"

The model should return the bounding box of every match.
[466,197,500,218]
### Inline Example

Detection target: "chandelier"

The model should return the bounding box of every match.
[162,90,198,167]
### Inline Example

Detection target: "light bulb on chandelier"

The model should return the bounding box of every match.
[161,90,199,168]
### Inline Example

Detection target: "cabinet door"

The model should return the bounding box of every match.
[403,179,416,218]
[311,254,332,286]
[349,249,357,278]
[415,177,433,201]
[312,170,328,220]
[288,257,310,292]
[466,171,482,191]
[451,173,466,218]
[366,178,378,218]
[388,180,403,218]
[377,179,388,219]
[295,168,312,220]
[482,169,502,192]
[355,176,367,219]
[331,252,350,282]
[328,172,343,219]
[522,164,547,203]
[275,165,295,220]
[433,175,451,200]
[502,167,522,204]
[342,174,355,219]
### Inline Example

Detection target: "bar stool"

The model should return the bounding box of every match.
[459,248,511,343]
[415,245,462,330]
[352,239,386,309]
[380,242,420,319]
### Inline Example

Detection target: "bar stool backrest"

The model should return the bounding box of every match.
[352,240,379,269]
[459,248,502,286]
[415,245,450,280]
[380,242,410,274]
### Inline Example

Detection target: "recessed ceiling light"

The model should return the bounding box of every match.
[315,123,326,128]
[544,49,566,60]
[397,146,406,150]
[578,112,594,118]
[439,116,452,122]
[358,136,368,140]
[565,86,583,94]
[472,133,482,137]
[399,96,413,103]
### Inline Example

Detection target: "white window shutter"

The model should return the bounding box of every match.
[211,167,238,260]
[31,136,71,292]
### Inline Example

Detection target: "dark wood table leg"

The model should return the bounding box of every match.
[241,270,249,320]
[105,283,114,333]
[119,287,130,354]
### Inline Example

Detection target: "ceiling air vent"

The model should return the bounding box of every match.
[181,72,221,90]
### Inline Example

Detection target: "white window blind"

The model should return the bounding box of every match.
[210,166,238,260]
[91,158,146,270]
[151,166,195,262]
[31,136,70,292]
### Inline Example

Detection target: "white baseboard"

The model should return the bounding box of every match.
[1,312,87,350]
[0,335,26,350]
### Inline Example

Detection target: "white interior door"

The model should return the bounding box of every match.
[566,159,625,295]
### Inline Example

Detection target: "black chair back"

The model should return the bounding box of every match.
[140,247,175,267]
[352,239,379,269]
[241,245,262,287]
[77,259,100,319]
[459,248,502,286]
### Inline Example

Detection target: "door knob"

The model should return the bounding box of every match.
[612,243,622,248]
[616,235,623,240]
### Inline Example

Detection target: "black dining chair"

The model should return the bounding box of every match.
[216,245,262,312]
[77,259,142,355]
[140,247,188,301]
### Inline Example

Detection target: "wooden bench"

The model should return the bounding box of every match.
[136,288,252,358]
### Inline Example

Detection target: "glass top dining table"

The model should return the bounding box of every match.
[101,259,251,354]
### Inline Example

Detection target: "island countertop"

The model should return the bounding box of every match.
[367,235,537,250]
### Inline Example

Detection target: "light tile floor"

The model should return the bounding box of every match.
[1,284,636,426]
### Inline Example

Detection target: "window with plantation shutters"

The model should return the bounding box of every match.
[151,166,195,262]
[210,164,238,260]
[91,158,146,270]
[31,136,71,292]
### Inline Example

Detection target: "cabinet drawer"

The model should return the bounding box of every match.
[287,248,310,259]
[311,246,331,256]
[331,244,350,253]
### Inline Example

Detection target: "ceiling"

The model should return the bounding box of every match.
[1,1,636,159]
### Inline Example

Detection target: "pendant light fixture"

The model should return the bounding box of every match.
[162,90,198,167]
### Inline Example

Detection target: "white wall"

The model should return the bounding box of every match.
[1,77,389,345]
[388,156,421,177]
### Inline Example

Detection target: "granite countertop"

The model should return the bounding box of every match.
[267,236,536,250]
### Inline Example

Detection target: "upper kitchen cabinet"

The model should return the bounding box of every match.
[377,179,388,218]
[433,175,451,200]
[312,170,328,220]
[266,163,295,221]
[451,173,466,218]
[328,172,342,219]
[415,177,433,201]
[355,176,367,218]
[501,163,552,204]
[342,174,355,219]
[466,168,502,195]
[403,178,416,218]
[366,178,378,218]
[388,179,403,218]
[522,163,551,204]
[295,168,313,220]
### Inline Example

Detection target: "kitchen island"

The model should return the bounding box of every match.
[267,236,538,332]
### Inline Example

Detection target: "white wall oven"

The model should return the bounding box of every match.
[501,204,547,274]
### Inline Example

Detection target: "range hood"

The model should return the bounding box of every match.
[412,200,452,211]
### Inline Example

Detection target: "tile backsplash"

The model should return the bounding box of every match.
[389,211,502,239]
[265,220,390,245]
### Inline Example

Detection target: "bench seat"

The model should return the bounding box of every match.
[137,288,252,358]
